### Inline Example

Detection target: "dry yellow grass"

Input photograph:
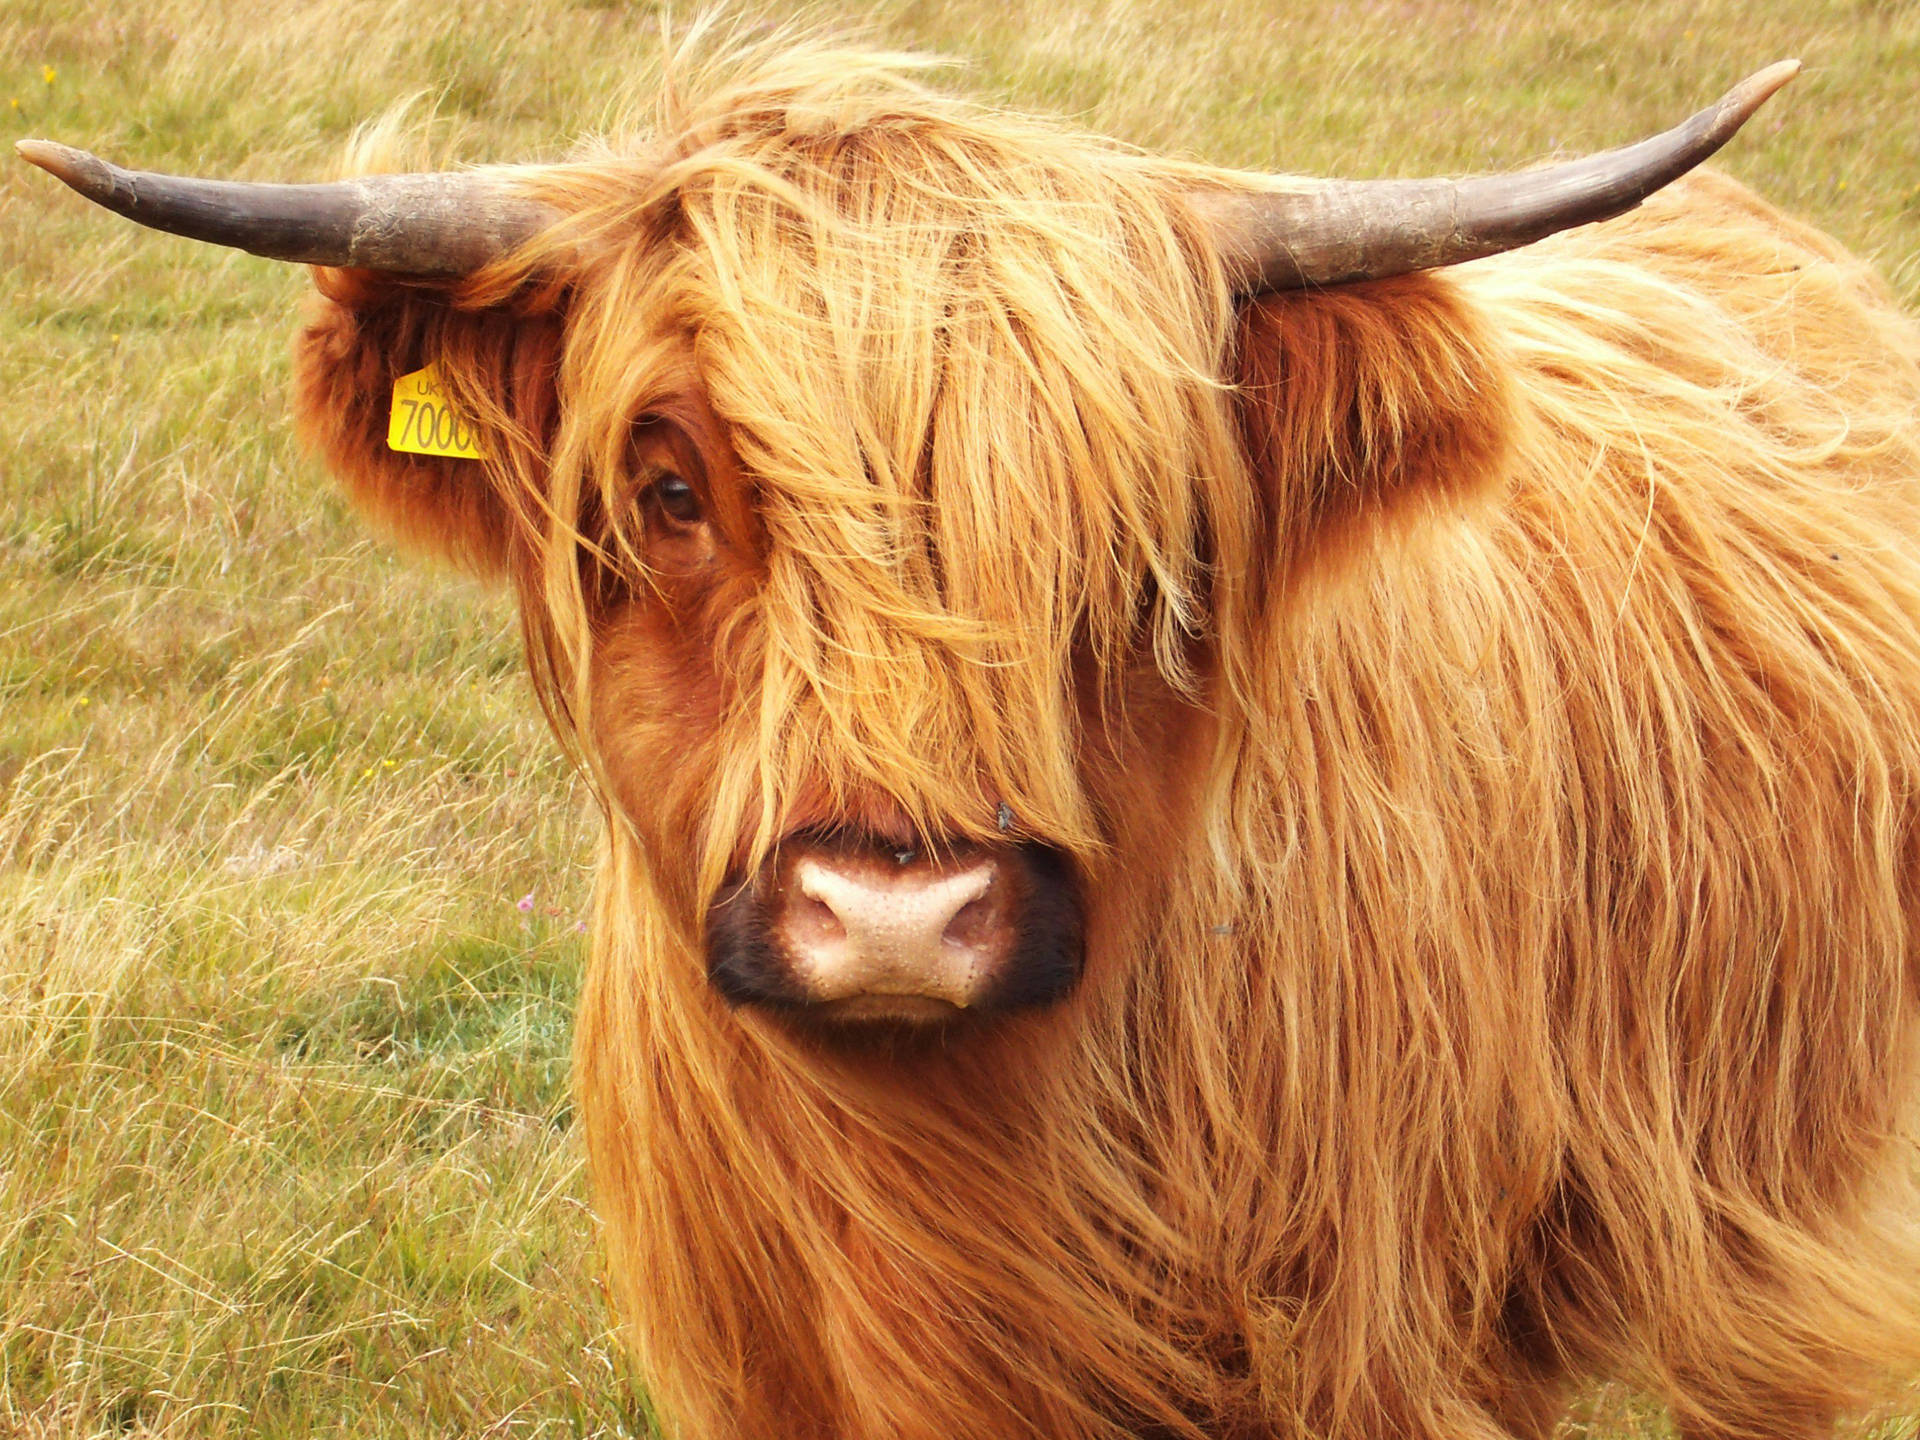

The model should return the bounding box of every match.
[3,1,1918,1435]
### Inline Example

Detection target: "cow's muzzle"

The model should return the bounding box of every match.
[705,831,1083,1024]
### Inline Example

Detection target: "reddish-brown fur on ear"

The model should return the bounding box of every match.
[292,267,566,578]
[1233,271,1514,587]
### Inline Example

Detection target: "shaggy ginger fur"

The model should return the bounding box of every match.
[292,37,1920,1440]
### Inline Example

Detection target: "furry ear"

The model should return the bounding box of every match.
[292,268,566,579]
[1232,271,1513,587]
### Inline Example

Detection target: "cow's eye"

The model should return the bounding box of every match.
[653,473,703,526]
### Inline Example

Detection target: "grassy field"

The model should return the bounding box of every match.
[3,0,1919,1435]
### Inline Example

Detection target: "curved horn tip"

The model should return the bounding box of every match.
[15,139,112,194]
[1729,59,1802,114]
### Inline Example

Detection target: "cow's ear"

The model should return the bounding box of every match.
[292,267,565,579]
[1231,271,1512,586]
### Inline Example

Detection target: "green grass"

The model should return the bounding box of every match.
[2,0,1919,1434]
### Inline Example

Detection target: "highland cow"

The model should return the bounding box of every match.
[21,36,1920,1440]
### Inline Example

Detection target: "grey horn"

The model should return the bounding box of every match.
[1193,60,1801,294]
[14,140,560,276]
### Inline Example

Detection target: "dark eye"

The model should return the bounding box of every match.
[653,473,703,526]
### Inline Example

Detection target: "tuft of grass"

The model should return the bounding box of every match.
[2,0,1917,1435]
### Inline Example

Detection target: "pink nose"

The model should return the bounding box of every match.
[779,852,1009,1008]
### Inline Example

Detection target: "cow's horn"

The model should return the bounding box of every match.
[14,139,560,276]
[1193,60,1800,294]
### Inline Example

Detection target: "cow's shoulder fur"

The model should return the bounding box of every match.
[1228,168,1920,1434]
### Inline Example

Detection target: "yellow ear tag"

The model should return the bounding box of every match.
[388,365,485,460]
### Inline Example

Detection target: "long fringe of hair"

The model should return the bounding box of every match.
[294,28,1920,1440]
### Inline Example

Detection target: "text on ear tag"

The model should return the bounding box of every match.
[389,365,484,460]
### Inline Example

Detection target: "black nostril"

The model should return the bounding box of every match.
[791,893,845,944]
[943,894,994,949]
